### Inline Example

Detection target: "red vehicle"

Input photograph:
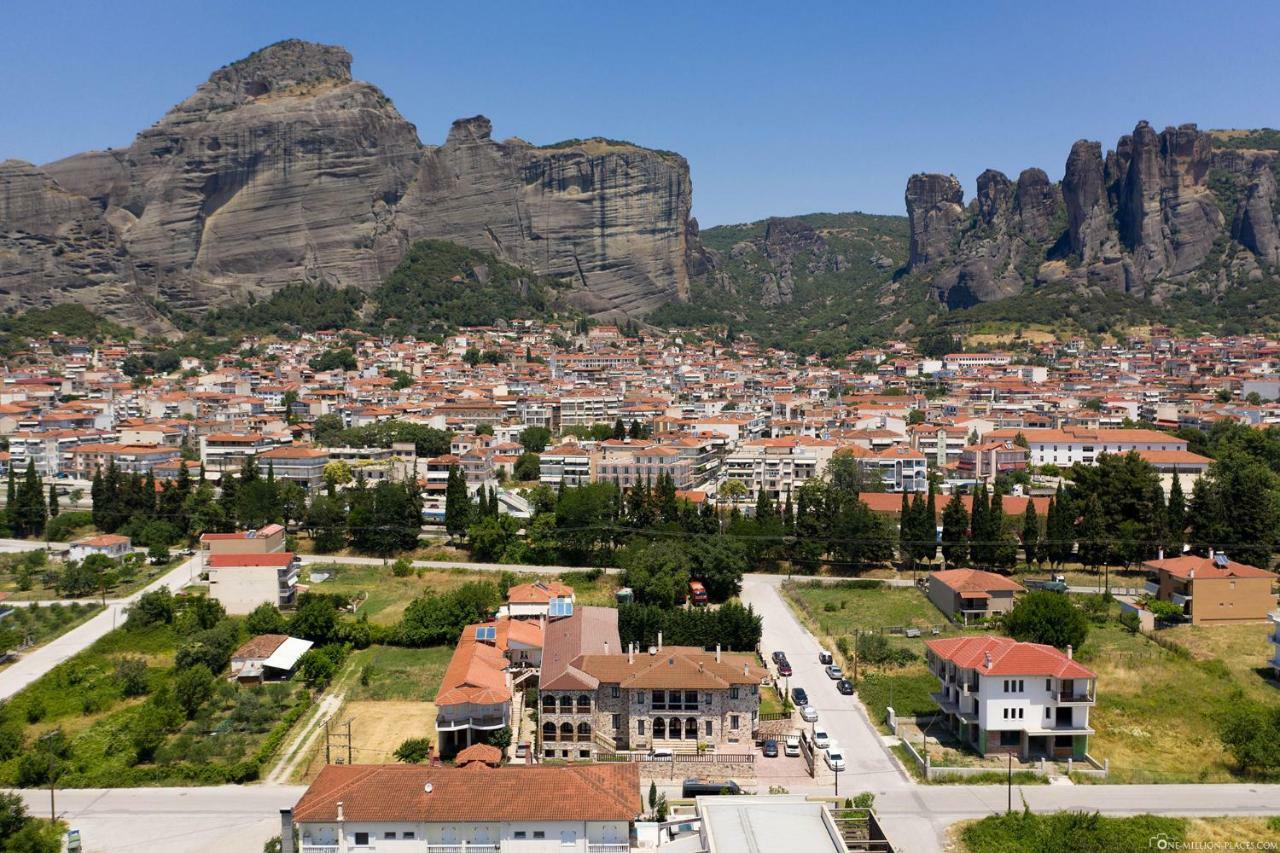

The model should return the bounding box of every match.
[688,580,708,606]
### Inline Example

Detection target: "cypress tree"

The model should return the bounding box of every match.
[1166,474,1186,553]
[1021,500,1040,567]
[941,492,969,567]
[898,492,913,568]
[48,482,60,518]
[922,485,938,564]
[969,484,990,567]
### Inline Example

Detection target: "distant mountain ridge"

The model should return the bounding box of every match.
[0,39,696,330]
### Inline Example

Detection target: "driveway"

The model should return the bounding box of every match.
[740,575,910,794]
[0,555,200,702]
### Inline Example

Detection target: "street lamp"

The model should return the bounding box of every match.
[833,764,842,797]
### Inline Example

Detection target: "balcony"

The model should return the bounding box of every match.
[588,845,630,853]
[1143,581,1160,596]
[436,714,508,732]
[425,845,499,853]
[1055,690,1095,704]
[1170,592,1192,607]
[300,846,338,853]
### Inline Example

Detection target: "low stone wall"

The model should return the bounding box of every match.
[634,756,756,783]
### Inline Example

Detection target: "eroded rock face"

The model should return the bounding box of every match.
[0,40,696,326]
[905,120,1280,308]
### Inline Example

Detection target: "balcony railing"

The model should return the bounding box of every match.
[1143,581,1160,596]
[588,844,630,853]
[436,714,508,732]
[425,845,499,853]
[1056,690,1095,703]
[300,846,338,853]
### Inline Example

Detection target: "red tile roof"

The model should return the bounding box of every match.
[930,569,1026,594]
[1142,555,1274,580]
[925,635,1094,679]
[292,762,640,823]
[206,552,295,568]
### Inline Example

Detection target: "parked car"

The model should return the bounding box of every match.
[836,679,855,695]
[646,748,674,761]
[818,650,833,665]
[771,651,787,664]
[812,729,831,750]
[799,704,818,723]
[792,687,808,705]
[824,747,847,772]
[762,739,778,758]
[778,661,793,677]
[825,664,843,680]
[682,779,742,797]
[784,736,800,757]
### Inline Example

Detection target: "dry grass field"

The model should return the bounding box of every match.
[295,700,438,782]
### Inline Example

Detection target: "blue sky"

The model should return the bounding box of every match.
[3,1,1276,226]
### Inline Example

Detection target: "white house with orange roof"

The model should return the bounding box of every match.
[925,635,1096,760]
[433,623,513,757]
[499,580,576,622]
[69,533,132,563]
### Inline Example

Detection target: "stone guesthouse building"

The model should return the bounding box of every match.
[537,606,768,760]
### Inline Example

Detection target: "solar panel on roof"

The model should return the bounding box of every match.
[549,598,574,617]
[476,625,496,641]
[1214,553,1229,567]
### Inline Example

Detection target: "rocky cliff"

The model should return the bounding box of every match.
[905,121,1280,309]
[0,40,695,327]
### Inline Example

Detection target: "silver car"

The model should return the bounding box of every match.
[799,704,818,722]
[825,664,843,680]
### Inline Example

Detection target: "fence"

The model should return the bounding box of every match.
[597,751,755,764]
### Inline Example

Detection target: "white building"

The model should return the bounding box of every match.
[286,762,639,853]
[68,534,132,563]
[205,552,299,615]
[720,436,838,503]
[539,443,594,487]
[925,635,1096,760]
[985,427,1188,468]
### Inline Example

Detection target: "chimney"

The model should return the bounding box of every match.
[1158,547,1164,560]
[658,631,663,651]
[983,652,992,669]
[603,640,609,656]
[336,801,345,822]
[629,643,634,664]
[743,663,749,677]
[1189,568,1195,579]
[1067,645,1073,660]
[715,643,721,663]
[279,811,294,853]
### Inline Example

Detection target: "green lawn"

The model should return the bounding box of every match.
[348,645,454,702]
[957,811,1186,852]
[784,580,947,636]
[304,563,618,626]
[0,551,182,602]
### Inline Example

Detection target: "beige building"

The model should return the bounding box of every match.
[1142,554,1277,626]
[206,551,299,614]
[538,607,767,760]
[927,569,1025,624]
[199,523,287,557]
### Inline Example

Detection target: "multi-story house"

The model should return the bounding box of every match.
[595,442,694,490]
[67,442,182,479]
[985,427,1188,468]
[539,443,595,487]
[200,432,290,479]
[258,445,329,491]
[200,523,287,557]
[720,436,837,504]
[1141,554,1277,625]
[538,607,766,760]
[286,762,639,853]
[908,423,966,468]
[926,569,1025,624]
[864,444,928,492]
[925,635,1096,760]
[205,552,300,614]
[434,623,513,758]
[956,440,1029,486]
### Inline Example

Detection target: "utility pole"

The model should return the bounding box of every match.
[347,719,353,765]
[324,718,331,764]
[1007,751,1013,813]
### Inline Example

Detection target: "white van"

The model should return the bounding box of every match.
[783,735,800,757]
[818,649,833,665]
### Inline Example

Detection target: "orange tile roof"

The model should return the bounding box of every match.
[292,762,640,823]
[434,625,511,707]
[926,635,1094,678]
[506,580,574,604]
[1142,555,1274,580]
[206,553,295,568]
[930,569,1026,594]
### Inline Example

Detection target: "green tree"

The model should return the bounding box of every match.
[621,540,692,607]
[941,492,969,567]
[304,493,348,553]
[518,426,551,454]
[174,664,215,718]
[46,483,59,518]
[1004,591,1089,650]
[444,466,471,541]
[1217,698,1280,777]
[245,602,288,635]
[1021,500,1041,567]
[1166,474,1186,551]
[393,737,434,763]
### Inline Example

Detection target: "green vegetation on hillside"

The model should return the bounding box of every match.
[181,282,366,337]
[657,211,921,356]
[0,304,132,352]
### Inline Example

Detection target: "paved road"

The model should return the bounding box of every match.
[740,574,911,792]
[0,556,200,702]
[11,785,306,853]
[0,537,70,554]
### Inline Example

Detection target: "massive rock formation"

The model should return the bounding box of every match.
[0,40,695,327]
[905,121,1280,308]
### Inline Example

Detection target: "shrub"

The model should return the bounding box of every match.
[245,603,287,636]
[852,791,876,810]
[115,657,150,697]
[1003,591,1089,650]
[393,737,433,763]
[392,558,414,578]
[127,588,175,629]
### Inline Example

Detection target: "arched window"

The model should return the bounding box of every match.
[653,718,666,739]
[685,717,698,739]
[577,721,591,742]
[542,695,556,713]
[560,722,573,741]
[670,717,683,739]
[543,722,557,742]
[576,695,591,713]
[559,695,573,713]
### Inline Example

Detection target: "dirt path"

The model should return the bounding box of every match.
[266,689,345,784]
